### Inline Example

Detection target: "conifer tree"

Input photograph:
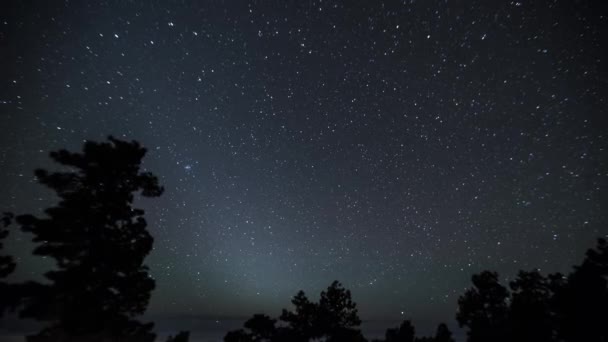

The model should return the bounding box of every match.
[16,137,163,342]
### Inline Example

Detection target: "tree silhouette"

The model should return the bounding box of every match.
[454,238,608,342]
[508,270,555,342]
[0,212,15,279]
[552,238,608,342]
[224,329,252,342]
[220,237,608,342]
[384,319,415,342]
[224,314,277,342]
[226,281,364,342]
[279,290,318,341]
[377,320,453,342]
[14,137,163,342]
[166,331,190,342]
[317,280,363,341]
[456,271,510,342]
[0,212,18,316]
[413,338,433,342]
[244,314,277,341]
[433,323,454,342]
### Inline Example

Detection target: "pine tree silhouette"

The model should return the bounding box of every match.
[317,280,363,341]
[0,212,15,279]
[455,238,608,342]
[166,331,190,342]
[509,270,554,342]
[279,290,318,341]
[376,321,454,342]
[220,237,608,342]
[456,271,510,342]
[14,137,163,342]
[552,238,608,342]
[244,314,277,341]
[0,212,18,316]
[224,329,251,342]
[226,281,365,342]
[432,323,454,342]
[384,319,415,342]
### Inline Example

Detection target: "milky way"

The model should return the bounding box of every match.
[1,0,607,335]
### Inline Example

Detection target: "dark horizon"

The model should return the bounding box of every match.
[0,314,467,338]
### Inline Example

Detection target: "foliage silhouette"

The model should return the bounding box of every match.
[225,281,364,342]
[0,212,18,316]
[166,330,190,342]
[374,321,454,342]
[224,314,277,342]
[244,314,277,341]
[13,137,163,342]
[279,290,318,341]
[0,212,15,279]
[413,338,432,342]
[508,270,555,342]
[214,237,607,342]
[551,237,608,342]
[384,319,415,342]
[456,238,608,342]
[318,280,362,340]
[456,271,510,342]
[223,235,608,342]
[432,323,454,342]
[224,329,252,342]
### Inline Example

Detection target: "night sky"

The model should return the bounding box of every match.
[1,0,607,337]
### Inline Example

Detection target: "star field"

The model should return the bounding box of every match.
[1,0,607,336]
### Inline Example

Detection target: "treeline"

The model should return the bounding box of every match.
[455,237,608,342]
[225,238,608,342]
[0,137,606,342]
[223,281,455,342]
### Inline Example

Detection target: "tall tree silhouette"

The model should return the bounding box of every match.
[433,323,454,342]
[224,314,277,342]
[508,270,555,342]
[279,290,318,341]
[15,137,163,342]
[374,319,456,342]
[456,271,510,342]
[552,238,608,342]
[0,212,18,316]
[223,238,608,342]
[384,319,415,342]
[166,331,190,342]
[0,212,15,279]
[316,280,363,341]
[377,321,453,342]
[244,314,277,341]
[226,281,365,342]
[224,329,252,342]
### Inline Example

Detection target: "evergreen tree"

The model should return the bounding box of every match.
[15,137,163,342]
[433,323,454,342]
[244,314,277,342]
[224,330,252,342]
[227,281,365,342]
[509,270,554,342]
[552,238,608,342]
[166,331,190,342]
[0,212,15,279]
[456,271,510,342]
[279,290,319,341]
[384,319,415,342]
[317,280,363,341]
[0,212,18,316]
